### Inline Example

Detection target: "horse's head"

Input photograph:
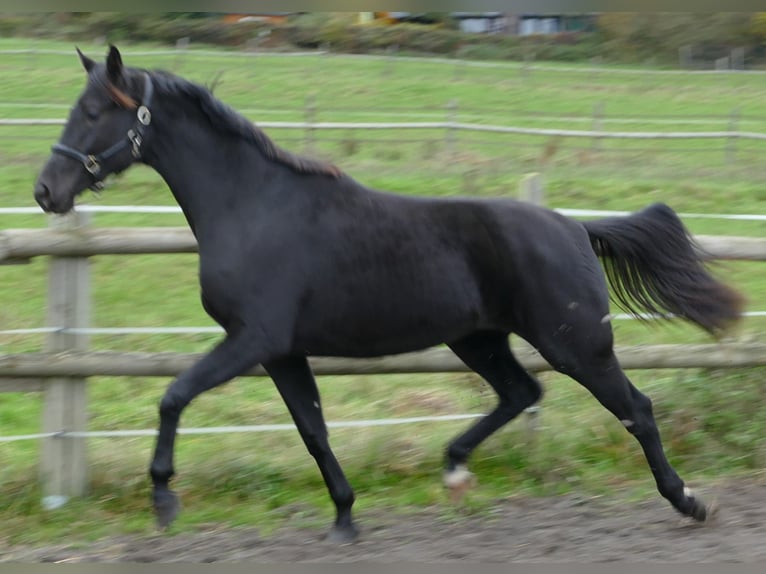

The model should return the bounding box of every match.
[34,45,152,213]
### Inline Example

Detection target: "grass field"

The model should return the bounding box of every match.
[0,39,765,545]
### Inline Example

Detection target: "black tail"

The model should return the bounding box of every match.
[583,203,743,335]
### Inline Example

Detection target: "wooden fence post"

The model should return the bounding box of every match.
[383,44,398,78]
[592,101,605,154]
[175,37,190,72]
[517,173,544,449]
[521,50,534,78]
[715,56,730,71]
[453,58,466,83]
[40,211,90,508]
[731,47,745,71]
[727,107,741,163]
[445,99,458,159]
[518,171,544,206]
[590,55,603,83]
[304,93,316,155]
[679,45,693,69]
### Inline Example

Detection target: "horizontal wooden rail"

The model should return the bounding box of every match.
[695,235,766,261]
[2,343,765,385]
[0,227,196,260]
[1,227,765,261]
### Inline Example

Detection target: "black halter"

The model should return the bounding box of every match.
[52,73,153,191]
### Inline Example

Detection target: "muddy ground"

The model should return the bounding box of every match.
[3,480,766,562]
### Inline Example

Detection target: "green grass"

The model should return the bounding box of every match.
[0,38,765,546]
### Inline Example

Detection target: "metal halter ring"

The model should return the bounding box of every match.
[137,105,151,126]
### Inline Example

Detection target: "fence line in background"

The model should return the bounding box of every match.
[0,414,487,443]
[2,103,761,127]
[2,205,766,221]
[6,102,766,129]
[3,117,765,142]
[1,343,761,444]
[0,47,762,75]
[1,343,765,388]
[0,49,323,58]
[1,226,763,263]
[3,311,766,338]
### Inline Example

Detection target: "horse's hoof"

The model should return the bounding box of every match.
[443,464,476,504]
[691,497,718,524]
[684,487,716,523]
[153,488,181,530]
[325,523,359,545]
[690,500,707,522]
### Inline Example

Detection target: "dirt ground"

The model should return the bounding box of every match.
[3,480,766,563]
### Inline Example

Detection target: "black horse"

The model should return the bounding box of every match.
[34,46,742,543]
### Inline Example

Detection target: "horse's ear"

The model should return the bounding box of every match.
[106,44,124,84]
[76,47,95,73]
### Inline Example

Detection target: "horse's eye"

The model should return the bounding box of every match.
[80,104,99,121]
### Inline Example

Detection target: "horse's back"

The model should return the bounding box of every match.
[289,182,606,356]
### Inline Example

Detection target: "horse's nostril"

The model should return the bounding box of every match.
[34,182,53,211]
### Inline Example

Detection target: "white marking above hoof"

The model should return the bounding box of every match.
[684,486,693,498]
[443,464,474,488]
[620,419,634,428]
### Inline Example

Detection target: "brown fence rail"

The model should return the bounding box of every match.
[2,227,765,262]
[2,342,766,388]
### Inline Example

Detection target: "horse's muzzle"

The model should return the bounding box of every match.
[34,182,73,214]
[34,181,54,213]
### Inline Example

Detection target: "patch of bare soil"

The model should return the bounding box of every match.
[3,480,766,562]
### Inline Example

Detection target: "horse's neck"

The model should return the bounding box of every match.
[144,117,265,237]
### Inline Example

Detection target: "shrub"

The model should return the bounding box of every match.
[1,12,762,66]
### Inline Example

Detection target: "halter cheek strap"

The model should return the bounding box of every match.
[51,72,153,191]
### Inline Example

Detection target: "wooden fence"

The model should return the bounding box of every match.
[4,117,766,141]
[1,174,765,502]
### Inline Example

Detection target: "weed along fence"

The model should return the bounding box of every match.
[1,175,766,504]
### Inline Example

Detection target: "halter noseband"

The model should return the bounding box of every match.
[51,72,153,191]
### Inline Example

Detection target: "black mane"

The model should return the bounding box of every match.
[147,70,341,178]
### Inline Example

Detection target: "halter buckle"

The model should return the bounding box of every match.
[128,129,143,158]
[84,155,101,176]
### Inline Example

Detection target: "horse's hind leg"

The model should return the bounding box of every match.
[536,330,711,522]
[444,330,542,498]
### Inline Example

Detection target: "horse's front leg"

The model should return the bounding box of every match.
[149,330,264,529]
[265,355,358,543]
